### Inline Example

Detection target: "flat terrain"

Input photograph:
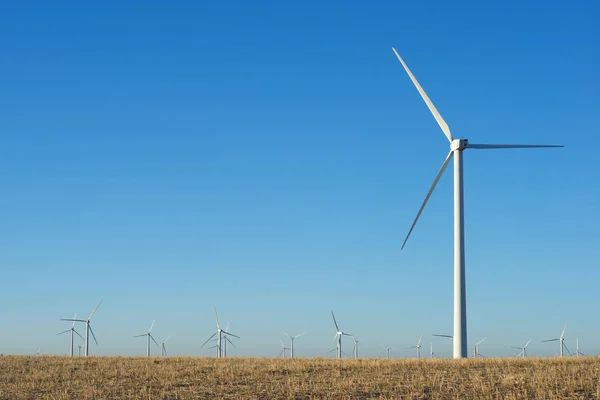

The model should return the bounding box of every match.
[0,356,599,399]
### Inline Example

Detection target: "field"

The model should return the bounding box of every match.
[1,356,599,399]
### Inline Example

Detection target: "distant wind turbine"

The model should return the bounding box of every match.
[473,338,486,359]
[61,300,102,357]
[134,320,159,357]
[284,332,305,359]
[57,313,84,356]
[381,345,392,359]
[573,338,584,357]
[542,325,569,357]
[331,310,352,359]
[429,343,437,359]
[278,340,290,358]
[392,47,564,359]
[511,338,532,358]
[200,306,239,358]
[351,336,360,359]
[77,344,82,357]
[408,335,423,359]
[160,336,171,357]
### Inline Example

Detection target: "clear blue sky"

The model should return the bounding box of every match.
[1,0,598,358]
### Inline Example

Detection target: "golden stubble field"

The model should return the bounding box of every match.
[0,356,599,399]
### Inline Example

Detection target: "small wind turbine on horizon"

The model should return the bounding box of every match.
[77,344,82,357]
[61,300,102,357]
[392,47,564,359]
[278,340,290,358]
[160,336,171,357]
[284,332,305,359]
[381,345,392,360]
[331,310,352,360]
[134,320,159,357]
[429,343,437,358]
[200,306,239,358]
[473,338,486,359]
[511,338,532,358]
[408,335,423,359]
[351,336,359,359]
[573,338,585,357]
[57,313,84,356]
[542,325,570,357]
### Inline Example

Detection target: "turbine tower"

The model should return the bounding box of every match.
[511,338,532,358]
[408,335,423,359]
[57,313,84,356]
[542,325,569,357]
[573,338,585,357]
[284,332,305,359]
[201,306,239,358]
[473,337,486,359]
[429,343,437,358]
[134,320,159,357]
[331,310,352,359]
[61,300,102,357]
[160,336,171,356]
[392,47,563,359]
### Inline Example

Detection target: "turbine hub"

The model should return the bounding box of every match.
[451,138,468,151]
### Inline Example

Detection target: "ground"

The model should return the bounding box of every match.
[0,356,598,399]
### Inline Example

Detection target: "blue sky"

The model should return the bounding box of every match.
[0,0,598,358]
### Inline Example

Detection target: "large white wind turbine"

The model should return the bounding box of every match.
[541,325,569,357]
[134,320,159,357]
[408,335,423,359]
[331,310,352,359]
[473,337,486,359]
[61,300,102,357]
[200,306,239,358]
[392,47,563,359]
[511,338,532,358]
[284,332,305,359]
[57,313,84,356]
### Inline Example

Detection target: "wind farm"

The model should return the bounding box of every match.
[1,0,596,397]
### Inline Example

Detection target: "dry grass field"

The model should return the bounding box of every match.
[0,356,599,399]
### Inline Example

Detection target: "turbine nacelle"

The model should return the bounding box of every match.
[451,139,468,151]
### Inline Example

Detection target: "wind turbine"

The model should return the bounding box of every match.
[61,300,102,357]
[57,313,84,356]
[542,325,569,357]
[331,310,352,359]
[573,338,585,357]
[351,336,359,359]
[77,344,82,356]
[408,335,423,359]
[134,320,159,357]
[200,306,239,358]
[284,332,305,359]
[160,336,171,357]
[381,345,392,359]
[392,47,563,359]
[473,337,486,359]
[429,343,437,358]
[278,340,291,358]
[512,338,532,358]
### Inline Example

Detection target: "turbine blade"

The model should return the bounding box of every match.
[213,305,220,329]
[61,319,86,322]
[280,340,285,348]
[332,334,339,344]
[432,334,453,338]
[417,335,423,345]
[476,337,487,346]
[150,334,159,347]
[72,313,77,328]
[134,334,147,338]
[331,310,339,332]
[200,332,217,348]
[148,320,155,333]
[284,333,291,339]
[510,347,523,350]
[342,332,353,337]
[222,331,240,339]
[392,47,453,143]
[226,337,236,347]
[74,329,85,341]
[541,339,559,343]
[561,324,567,339]
[401,150,453,249]
[467,144,564,150]
[295,332,306,339]
[164,336,171,343]
[563,342,572,356]
[56,330,70,335]
[225,322,230,333]
[89,326,98,346]
[524,338,532,348]
[88,301,102,321]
